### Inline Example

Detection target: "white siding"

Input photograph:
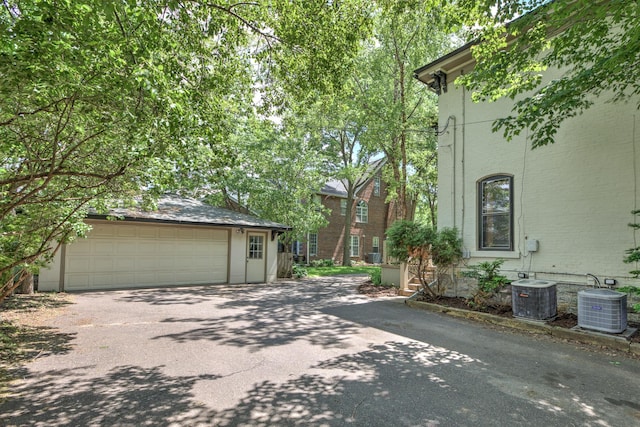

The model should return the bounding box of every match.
[437,69,640,286]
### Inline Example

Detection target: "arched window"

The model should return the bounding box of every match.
[478,175,513,250]
[356,200,368,223]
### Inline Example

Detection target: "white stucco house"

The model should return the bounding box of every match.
[414,42,640,293]
[39,196,290,292]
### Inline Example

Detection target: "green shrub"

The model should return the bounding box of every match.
[386,221,462,299]
[370,268,382,285]
[462,259,509,309]
[624,209,640,278]
[310,259,334,267]
[292,264,308,279]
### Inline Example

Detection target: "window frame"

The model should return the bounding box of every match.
[372,236,380,254]
[478,174,514,251]
[248,235,264,259]
[350,235,360,257]
[308,233,318,257]
[373,176,381,196]
[355,200,368,223]
[340,199,347,216]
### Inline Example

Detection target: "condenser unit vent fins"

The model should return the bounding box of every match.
[511,280,557,320]
[578,289,627,334]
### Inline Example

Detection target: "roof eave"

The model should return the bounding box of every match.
[413,40,477,89]
[86,214,292,233]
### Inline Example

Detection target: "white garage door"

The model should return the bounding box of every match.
[64,222,228,290]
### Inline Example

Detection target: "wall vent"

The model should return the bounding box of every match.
[578,289,627,333]
[511,279,557,320]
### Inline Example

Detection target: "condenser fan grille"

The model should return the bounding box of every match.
[578,289,627,334]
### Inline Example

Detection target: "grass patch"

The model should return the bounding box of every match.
[306,265,381,277]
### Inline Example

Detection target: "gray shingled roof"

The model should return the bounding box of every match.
[89,196,291,231]
[319,158,386,198]
[320,179,349,197]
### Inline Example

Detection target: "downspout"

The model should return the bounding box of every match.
[450,115,456,229]
[460,70,466,241]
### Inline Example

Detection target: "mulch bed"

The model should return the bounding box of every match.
[357,282,400,298]
[357,283,640,343]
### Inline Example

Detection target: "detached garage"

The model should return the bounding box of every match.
[38,197,290,292]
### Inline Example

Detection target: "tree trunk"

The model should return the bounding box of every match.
[16,273,34,294]
[342,189,355,266]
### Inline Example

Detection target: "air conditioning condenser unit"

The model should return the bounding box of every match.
[578,289,627,334]
[512,279,557,320]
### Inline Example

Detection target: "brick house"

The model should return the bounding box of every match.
[297,159,405,265]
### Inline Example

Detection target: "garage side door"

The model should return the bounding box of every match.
[64,222,228,290]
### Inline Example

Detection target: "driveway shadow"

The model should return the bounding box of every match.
[0,365,220,426]
[212,340,486,426]
[151,277,368,351]
[0,340,482,427]
[114,283,259,306]
[1,279,630,426]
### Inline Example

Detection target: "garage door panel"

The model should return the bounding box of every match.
[67,257,91,274]
[66,274,91,289]
[112,273,133,286]
[137,241,158,254]
[157,241,175,252]
[93,258,114,272]
[212,246,228,256]
[116,241,141,256]
[173,245,193,256]
[190,257,212,269]
[93,241,116,256]
[155,256,176,269]
[137,256,159,270]
[64,223,229,290]
[135,271,156,283]
[113,258,135,270]
[93,273,117,287]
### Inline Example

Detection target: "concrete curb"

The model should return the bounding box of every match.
[405,299,640,356]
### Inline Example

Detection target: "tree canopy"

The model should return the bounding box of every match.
[353,0,451,220]
[201,115,331,247]
[455,0,640,148]
[0,0,373,298]
[305,83,378,265]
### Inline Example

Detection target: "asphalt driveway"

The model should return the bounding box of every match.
[2,276,640,426]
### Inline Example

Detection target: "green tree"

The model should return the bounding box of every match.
[454,0,639,148]
[354,0,451,220]
[303,87,379,266]
[0,0,373,301]
[386,220,461,299]
[409,145,438,228]
[202,115,331,251]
